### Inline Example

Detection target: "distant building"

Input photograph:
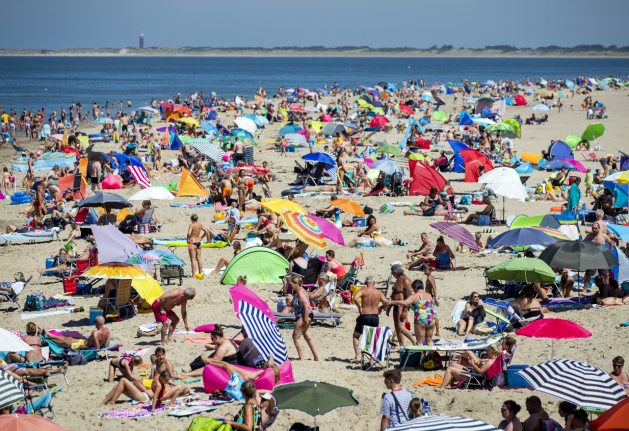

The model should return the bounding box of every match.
[140,33,144,49]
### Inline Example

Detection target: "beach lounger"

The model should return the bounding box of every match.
[273,311,343,327]
[1,229,59,246]
[357,326,392,371]
[43,335,122,361]
[103,279,136,320]
[0,275,32,312]
[22,386,62,418]
[37,256,76,285]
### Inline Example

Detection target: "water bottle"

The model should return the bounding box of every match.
[422,400,432,416]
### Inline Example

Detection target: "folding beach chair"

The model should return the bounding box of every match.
[305,162,326,186]
[63,247,100,294]
[135,207,162,233]
[103,279,136,320]
[22,386,62,419]
[358,326,392,371]
[484,269,507,299]
[37,257,76,285]
[445,200,464,222]
[461,351,506,390]
[0,275,32,312]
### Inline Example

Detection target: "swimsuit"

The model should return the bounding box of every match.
[354,314,379,334]
[292,294,313,320]
[71,339,86,349]
[223,187,232,197]
[151,300,177,323]
[410,298,436,327]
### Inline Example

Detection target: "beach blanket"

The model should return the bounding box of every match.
[0,230,58,243]
[189,399,234,407]
[168,406,217,417]
[98,403,182,419]
[21,309,74,320]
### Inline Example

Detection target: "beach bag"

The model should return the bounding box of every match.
[24,295,42,312]
[363,206,373,215]
[471,321,495,335]
[225,372,245,401]
[61,349,88,366]
[188,417,232,431]
[460,194,471,205]
[421,352,442,371]
[478,215,490,226]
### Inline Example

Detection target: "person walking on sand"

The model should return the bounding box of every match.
[187,214,209,278]
[86,157,102,198]
[152,288,196,346]
[350,275,387,363]
[388,265,417,347]
[288,276,319,361]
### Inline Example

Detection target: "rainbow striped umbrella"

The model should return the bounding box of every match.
[530,226,571,240]
[281,211,328,250]
[82,263,152,280]
[390,157,409,170]
[430,222,479,252]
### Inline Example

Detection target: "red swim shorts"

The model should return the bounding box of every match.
[152,300,176,323]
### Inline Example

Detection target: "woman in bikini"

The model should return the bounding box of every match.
[187,214,210,278]
[210,241,242,275]
[235,169,247,212]
[290,276,319,361]
[108,355,142,382]
[456,291,486,336]
[5,322,45,364]
[510,284,557,319]
[347,215,395,247]
[385,279,436,346]
[403,236,454,270]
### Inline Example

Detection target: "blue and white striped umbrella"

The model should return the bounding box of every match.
[284,133,307,146]
[238,301,288,365]
[389,414,499,431]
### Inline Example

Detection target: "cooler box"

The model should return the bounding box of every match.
[353,216,366,227]
[400,348,422,368]
[44,258,56,276]
[90,307,104,325]
[507,365,532,388]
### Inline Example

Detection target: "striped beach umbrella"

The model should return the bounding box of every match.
[284,133,307,146]
[389,414,499,431]
[0,370,24,409]
[529,226,571,240]
[430,222,479,252]
[390,157,409,170]
[281,211,328,250]
[517,360,627,410]
[191,141,226,163]
[238,301,288,364]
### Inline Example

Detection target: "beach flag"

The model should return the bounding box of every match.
[176,168,208,197]
[238,301,288,365]
[127,166,152,189]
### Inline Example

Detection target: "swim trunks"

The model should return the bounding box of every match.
[151,299,177,323]
[585,269,608,277]
[309,138,315,148]
[223,187,232,197]
[71,339,86,349]
[354,314,379,334]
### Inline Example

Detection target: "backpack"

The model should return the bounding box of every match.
[188,417,233,431]
[24,295,43,312]
[61,349,88,366]
[421,352,442,371]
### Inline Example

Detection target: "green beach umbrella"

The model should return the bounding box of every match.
[487,257,556,284]
[272,380,359,426]
[374,145,402,157]
[503,119,521,138]
[581,123,605,142]
[432,111,447,122]
[486,123,515,133]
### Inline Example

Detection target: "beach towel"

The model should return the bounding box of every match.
[359,327,392,362]
[413,374,444,387]
[168,405,217,417]
[122,348,152,357]
[98,403,181,419]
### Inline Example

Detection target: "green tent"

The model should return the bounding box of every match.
[220,247,289,284]
[503,119,521,139]
[432,111,447,122]
[565,135,581,149]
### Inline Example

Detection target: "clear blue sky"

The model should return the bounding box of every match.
[2,0,626,50]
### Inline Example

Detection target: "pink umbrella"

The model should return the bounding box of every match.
[362,157,376,169]
[515,318,592,359]
[558,158,587,173]
[309,215,345,245]
[229,283,276,323]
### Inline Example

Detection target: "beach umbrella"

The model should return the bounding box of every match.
[330,199,365,217]
[487,258,556,284]
[373,159,403,176]
[581,123,605,142]
[302,152,335,165]
[531,104,550,111]
[138,106,159,115]
[388,414,499,431]
[125,250,186,266]
[93,118,114,124]
[516,359,626,409]
[0,327,33,353]
[82,263,152,280]
[211,136,255,146]
[178,117,200,127]
[281,211,328,250]
[374,145,402,157]
[231,128,254,139]
[0,371,25,410]
[538,240,618,271]
[191,141,226,163]
[76,192,132,210]
[0,413,68,431]
[308,215,345,245]
[186,138,211,145]
[128,186,175,201]
[529,226,570,241]
[607,224,629,242]
[429,222,479,252]
[284,133,307,146]
[261,198,307,215]
[603,171,628,182]
[558,158,587,173]
[234,117,257,134]
[487,228,557,248]
[272,380,359,426]
[538,160,576,171]
[229,283,276,323]
[478,167,527,202]
[515,319,591,359]
[589,397,629,431]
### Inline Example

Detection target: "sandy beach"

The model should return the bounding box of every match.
[1,87,629,431]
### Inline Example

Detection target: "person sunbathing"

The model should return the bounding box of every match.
[3,322,46,364]
[1,361,68,379]
[510,285,556,319]
[347,215,395,247]
[36,246,92,274]
[202,355,280,386]
[591,296,629,305]
[209,241,242,274]
[440,344,502,389]
[404,187,448,217]
[456,292,485,336]
[403,236,453,270]
[180,325,240,377]
[533,190,568,202]
[101,370,188,407]
[41,317,110,350]
[406,233,435,259]
[593,277,624,298]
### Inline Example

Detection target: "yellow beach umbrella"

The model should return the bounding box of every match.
[82,263,152,280]
[131,278,164,304]
[617,172,629,184]
[261,198,307,215]
[178,117,200,127]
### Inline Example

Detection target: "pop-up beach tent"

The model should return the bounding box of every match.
[220,247,290,284]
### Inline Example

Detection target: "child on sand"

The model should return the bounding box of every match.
[108,355,142,382]
[585,168,593,197]
[150,370,187,413]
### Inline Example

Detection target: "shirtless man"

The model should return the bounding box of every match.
[523,396,549,431]
[583,222,615,290]
[187,214,209,277]
[422,264,440,336]
[120,113,130,133]
[152,288,196,345]
[42,316,110,350]
[406,233,435,260]
[232,137,245,163]
[462,195,494,224]
[86,158,102,198]
[610,356,629,395]
[388,265,417,347]
[307,125,316,154]
[33,181,47,224]
[350,275,387,363]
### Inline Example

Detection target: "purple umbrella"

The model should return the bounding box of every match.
[371,100,384,107]
[309,215,345,245]
[430,222,479,252]
[558,158,587,173]
[229,283,276,323]
[155,126,177,133]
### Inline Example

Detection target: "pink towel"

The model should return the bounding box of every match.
[184,337,243,345]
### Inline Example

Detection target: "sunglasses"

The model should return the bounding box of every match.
[473,296,480,298]
[613,364,623,368]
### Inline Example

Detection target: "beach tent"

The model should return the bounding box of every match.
[176,168,208,197]
[448,140,470,173]
[460,149,494,182]
[515,162,533,174]
[503,119,521,139]
[459,110,473,126]
[408,161,446,196]
[549,141,573,160]
[514,95,527,106]
[521,151,544,166]
[620,151,629,172]
[481,106,492,118]
[432,111,447,122]
[57,174,86,200]
[322,123,345,136]
[165,110,181,122]
[308,121,323,133]
[206,110,217,121]
[220,247,289,284]
[510,215,561,230]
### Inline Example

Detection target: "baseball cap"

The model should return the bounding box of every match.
[391,264,405,275]
[260,393,273,400]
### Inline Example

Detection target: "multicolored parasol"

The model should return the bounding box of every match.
[430,222,479,252]
[281,211,328,250]
[529,226,571,240]
[125,250,186,266]
[82,263,152,280]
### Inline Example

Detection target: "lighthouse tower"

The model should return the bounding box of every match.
[140,33,144,49]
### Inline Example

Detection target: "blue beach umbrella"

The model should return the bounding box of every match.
[488,228,557,248]
[531,104,550,111]
[302,152,335,165]
[538,160,576,171]
[231,128,254,139]
[372,159,403,176]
